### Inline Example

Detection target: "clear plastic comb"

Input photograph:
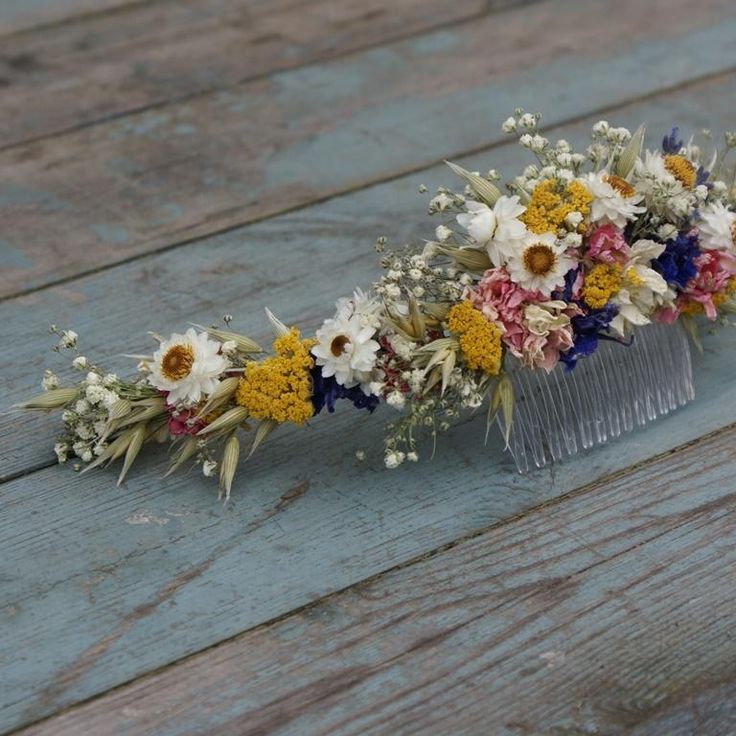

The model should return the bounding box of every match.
[496,322,695,473]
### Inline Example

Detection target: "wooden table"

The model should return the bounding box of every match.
[2,0,736,733]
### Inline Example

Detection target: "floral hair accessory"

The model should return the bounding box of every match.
[19,111,736,497]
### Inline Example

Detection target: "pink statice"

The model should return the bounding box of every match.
[587,223,629,264]
[465,267,542,356]
[660,249,736,322]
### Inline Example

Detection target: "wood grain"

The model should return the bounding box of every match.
[15,424,736,736]
[0,0,142,36]
[2,0,736,298]
[0,0,492,148]
[2,71,736,480]
[1,228,735,730]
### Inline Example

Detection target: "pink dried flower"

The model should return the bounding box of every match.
[465,268,544,356]
[167,407,205,436]
[587,223,629,264]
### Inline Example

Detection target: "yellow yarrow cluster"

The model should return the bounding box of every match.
[582,263,623,309]
[521,178,592,234]
[235,328,316,425]
[447,300,503,376]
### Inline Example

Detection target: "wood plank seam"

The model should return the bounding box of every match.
[0,0,537,153]
[2,63,734,308]
[0,0,158,39]
[10,419,735,735]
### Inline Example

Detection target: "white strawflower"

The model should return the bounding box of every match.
[698,200,736,251]
[72,356,88,371]
[86,372,101,385]
[584,172,645,228]
[312,314,379,393]
[456,196,527,266]
[502,116,517,133]
[609,239,672,336]
[202,460,217,477]
[75,399,90,415]
[149,328,227,406]
[506,233,577,296]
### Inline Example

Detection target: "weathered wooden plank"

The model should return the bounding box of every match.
[2,69,736,736]
[0,0,492,148]
[2,71,736,479]
[0,0,141,36]
[2,0,736,299]
[1,240,736,728]
[16,424,736,736]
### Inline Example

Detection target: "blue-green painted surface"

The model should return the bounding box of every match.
[2,3,736,733]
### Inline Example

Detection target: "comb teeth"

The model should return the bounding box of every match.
[497,323,695,473]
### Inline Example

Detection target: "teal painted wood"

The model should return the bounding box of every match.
[16,424,736,736]
[0,0,491,148]
[3,72,736,479]
[0,0,141,35]
[1,279,736,726]
[2,0,736,298]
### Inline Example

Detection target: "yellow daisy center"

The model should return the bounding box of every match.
[446,300,502,376]
[664,154,696,188]
[730,222,736,245]
[161,344,195,381]
[330,334,351,357]
[523,244,557,276]
[604,174,636,198]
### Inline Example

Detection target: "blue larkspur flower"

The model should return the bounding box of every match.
[553,266,580,303]
[662,127,683,154]
[560,303,619,370]
[310,366,379,415]
[695,165,711,188]
[652,230,701,289]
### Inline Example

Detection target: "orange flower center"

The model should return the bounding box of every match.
[664,154,696,188]
[523,244,557,276]
[604,174,636,198]
[161,344,195,381]
[330,334,351,357]
[731,222,736,244]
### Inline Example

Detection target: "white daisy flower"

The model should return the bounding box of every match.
[455,195,527,266]
[149,328,227,406]
[583,172,645,228]
[698,200,736,252]
[609,239,673,336]
[506,233,577,296]
[312,314,380,393]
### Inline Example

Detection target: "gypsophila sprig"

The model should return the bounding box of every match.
[19,113,736,497]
